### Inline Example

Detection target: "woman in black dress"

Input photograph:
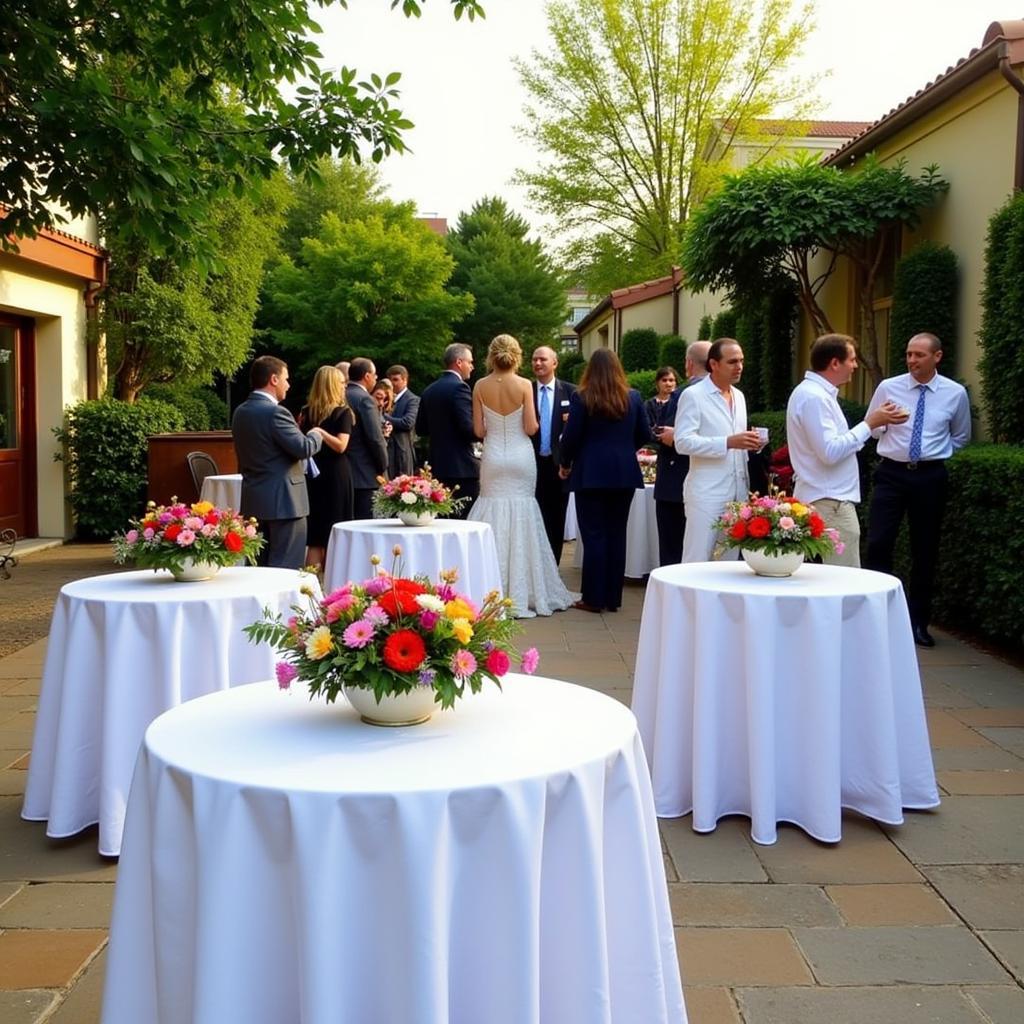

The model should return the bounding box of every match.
[299,365,354,571]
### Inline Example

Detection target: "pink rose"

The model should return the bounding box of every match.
[143,527,155,540]
[778,516,795,530]
[125,529,139,543]
[176,529,196,546]
[739,506,753,520]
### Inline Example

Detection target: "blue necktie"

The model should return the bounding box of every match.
[539,385,551,456]
[909,384,927,463]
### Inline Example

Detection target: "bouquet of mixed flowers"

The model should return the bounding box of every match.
[244,551,539,710]
[372,466,468,519]
[112,500,263,573]
[715,490,843,559]
[637,447,658,484]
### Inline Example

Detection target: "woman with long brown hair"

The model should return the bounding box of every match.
[299,365,354,571]
[559,348,652,612]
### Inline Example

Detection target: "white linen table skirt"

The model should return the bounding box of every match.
[573,483,659,578]
[632,562,939,844]
[324,517,503,601]
[22,567,317,856]
[198,473,242,510]
[101,676,686,1024]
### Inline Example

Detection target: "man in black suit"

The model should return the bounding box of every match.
[384,364,420,477]
[231,355,325,568]
[345,357,389,519]
[530,345,576,565]
[650,341,709,566]
[415,343,479,517]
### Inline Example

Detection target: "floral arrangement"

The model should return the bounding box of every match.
[637,447,658,485]
[715,490,844,559]
[244,551,539,710]
[112,500,263,572]
[372,465,468,519]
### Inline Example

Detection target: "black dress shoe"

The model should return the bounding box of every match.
[912,624,935,648]
[572,600,603,614]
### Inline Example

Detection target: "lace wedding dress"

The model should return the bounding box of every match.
[467,404,576,618]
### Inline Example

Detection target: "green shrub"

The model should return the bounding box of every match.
[567,359,586,384]
[711,308,737,339]
[620,328,660,371]
[626,370,658,398]
[746,409,787,449]
[889,242,958,376]
[697,314,714,339]
[557,350,585,383]
[658,334,687,373]
[56,397,185,539]
[194,387,229,429]
[760,279,799,409]
[146,384,210,430]
[979,193,1024,442]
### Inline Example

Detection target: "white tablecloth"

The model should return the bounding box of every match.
[22,567,317,855]
[564,493,577,541]
[102,677,686,1024]
[632,562,939,845]
[198,473,242,509]
[324,518,503,602]
[573,483,659,578]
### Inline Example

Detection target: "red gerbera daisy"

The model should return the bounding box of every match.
[377,578,427,618]
[383,629,427,672]
[747,517,771,538]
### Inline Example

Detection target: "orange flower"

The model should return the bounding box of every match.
[224,531,244,553]
[383,629,427,672]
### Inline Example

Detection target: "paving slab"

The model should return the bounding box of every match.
[675,927,813,987]
[926,709,997,748]
[937,770,1024,794]
[825,883,956,926]
[737,985,985,1024]
[980,930,1024,983]
[954,708,1024,727]
[669,883,840,928]
[791,926,1012,985]
[978,727,1024,757]
[0,929,107,989]
[660,816,767,883]
[932,747,1024,770]
[0,991,57,1024]
[921,678,980,708]
[0,882,115,929]
[925,668,1024,709]
[753,819,921,884]
[963,985,1024,1024]
[681,986,740,1024]
[0,769,27,797]
[46,948,107,1024]
[883,797,1024,865]
[922,865,1024,930]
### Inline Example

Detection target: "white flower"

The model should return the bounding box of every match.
[415,594,445,612]
[400,491,418,505]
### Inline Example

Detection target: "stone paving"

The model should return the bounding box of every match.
[0,545,1022,1022]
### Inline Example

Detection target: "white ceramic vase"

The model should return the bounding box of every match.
[397,510,436,527]
[741,548,804,578]
[170,558,221,582]
[342,684,438,726]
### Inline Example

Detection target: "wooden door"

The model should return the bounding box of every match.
[0,317,37,537]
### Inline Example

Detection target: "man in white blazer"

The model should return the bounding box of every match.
[674,338,763,562]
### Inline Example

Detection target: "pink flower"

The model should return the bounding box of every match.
[324,600,352,624]
[275,662,298,690]
[450,649,477,678]
[520,647,540,675]
[322,585,353,605]
[755,497,776,509]
[176,529,196,546]
[419,610,440,630]
[436,583,456,603]
[431,490,445,502]
[342,619,375,648]
[739,506,753,520]
[485,648,511,676]
[363,603,389,626]
[185,516,205,530]
[414,480,433,497]
[778,516,795,530]
[244,524,257,538]
[200,523,217,537]
[143,527,155,540]
[124,529,139,543]
[158,512,174,524]
[363,575,392,597]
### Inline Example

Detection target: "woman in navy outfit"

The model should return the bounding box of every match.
[559,349,652,613]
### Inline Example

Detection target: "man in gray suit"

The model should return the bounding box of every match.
[385,364,420,477]
[345,357,389,518]
[231,355,325,569]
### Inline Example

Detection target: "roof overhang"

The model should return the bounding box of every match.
[2,210,107,285]
[574,266,683,336]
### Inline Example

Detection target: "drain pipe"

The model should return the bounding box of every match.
[998,45,1024,191]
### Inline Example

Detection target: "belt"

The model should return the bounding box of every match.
[880,456,943,471]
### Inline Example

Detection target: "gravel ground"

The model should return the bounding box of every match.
[0,543,129,658]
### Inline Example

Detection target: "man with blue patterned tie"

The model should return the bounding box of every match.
[864,333,971,647]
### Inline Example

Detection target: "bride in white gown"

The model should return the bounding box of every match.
[467,335,576,618]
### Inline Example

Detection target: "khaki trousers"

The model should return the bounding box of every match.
[813,498,861,567]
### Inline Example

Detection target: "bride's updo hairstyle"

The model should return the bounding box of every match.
[487,333,522,374]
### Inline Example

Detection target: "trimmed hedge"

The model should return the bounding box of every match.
[697,314,714,339]
[556,350,585,383]
[626,370,658,398]
[56,397,185,539]
[658,333,687,372]
[620,328,660,371]
[711,308,737,339]
[889,242,957,376]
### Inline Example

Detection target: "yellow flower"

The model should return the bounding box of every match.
[789,502,808,517]
[191,500,214,515]
[444,598,477,622]
[451,617,474,644]
[305,625,334,661]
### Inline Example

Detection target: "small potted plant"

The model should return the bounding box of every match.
[372,466,468,526]
[113,499,263,581]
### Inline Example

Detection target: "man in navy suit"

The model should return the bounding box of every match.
[415,343,480,517]
[650,341,710,565]
[384,365,420,477]
[231,355,325,568]
[531,345,576,565]
[345,358,389,520]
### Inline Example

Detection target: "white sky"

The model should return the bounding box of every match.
[316,0,1018,227]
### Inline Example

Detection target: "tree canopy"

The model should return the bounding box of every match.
[446,197,567,351]
[515,0,817,295]
[682,155,948,385]
[1,0,483,269]
[262,204,473,387]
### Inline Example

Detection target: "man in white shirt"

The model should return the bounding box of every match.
[864,332,971,647]
[675,339,762,562]
[786,334,909,566]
